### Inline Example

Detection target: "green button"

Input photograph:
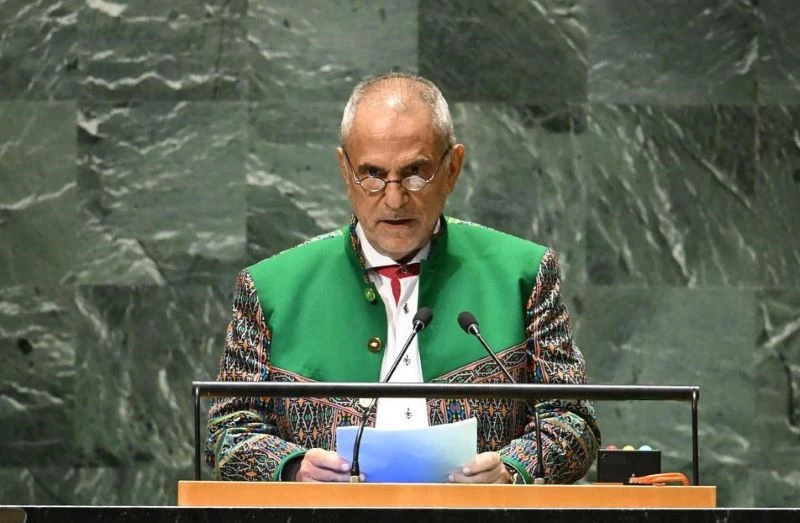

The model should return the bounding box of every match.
[364,287,377,302]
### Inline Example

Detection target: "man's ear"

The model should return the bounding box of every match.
[445,143,465,193]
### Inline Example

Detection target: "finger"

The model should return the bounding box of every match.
[303,463,352,482]
[299,460,352,482]
[298,449,353,482]
[461,452,501,475]
[448,463,506,484]
[305,448,350,472]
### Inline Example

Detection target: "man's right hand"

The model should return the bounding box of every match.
[287,448,357,482]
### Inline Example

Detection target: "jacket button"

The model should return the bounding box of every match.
[364,288,377,303]
[367,336,382,353]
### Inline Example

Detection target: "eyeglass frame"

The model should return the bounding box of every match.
[341,144,453,193]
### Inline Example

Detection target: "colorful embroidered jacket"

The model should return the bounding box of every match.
[206,217,600,483]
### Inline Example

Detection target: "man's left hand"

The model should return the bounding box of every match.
[448,451,511,484]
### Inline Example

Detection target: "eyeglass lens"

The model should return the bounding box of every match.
[359,176,429,192]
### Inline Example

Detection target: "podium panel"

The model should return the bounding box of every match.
[177,481,716,508]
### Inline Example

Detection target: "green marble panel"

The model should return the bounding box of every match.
[579,287,756,507]
[758,0,800,103]
[754,106,800,282]
[419,0,587,103]
[0,467,116,505]
[77,0,247,100]
[754,290,800,508]
[0,0,79,99]
[587,0,758,103]
[0,286,76,467]
[247,1,418,102]
[0,102,80,287]
[247,102,351,261]
[577,104,772,286]
[0,464,193,505]
[73,283,228,491]
[72,102,247,285]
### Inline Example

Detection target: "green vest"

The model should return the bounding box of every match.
[247,218,547,382]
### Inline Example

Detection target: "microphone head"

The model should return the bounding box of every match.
[413,307,433,329]
[457,311,479,334]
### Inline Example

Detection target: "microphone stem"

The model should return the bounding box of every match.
[350,321,423,481]
[473,329,546,483]
[531,407,545,484]
[474,331,516,383]
[384,320,423,379]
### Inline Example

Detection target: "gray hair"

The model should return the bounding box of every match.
[340,72,456,149]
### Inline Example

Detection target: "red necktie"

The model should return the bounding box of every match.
[374,263,421,304]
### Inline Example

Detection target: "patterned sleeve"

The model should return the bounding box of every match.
[205,270,307,481]
[498,249,601,484]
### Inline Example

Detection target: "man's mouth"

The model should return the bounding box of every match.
[381,218,414,226]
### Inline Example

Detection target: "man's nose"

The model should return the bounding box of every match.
[382,179,408,209]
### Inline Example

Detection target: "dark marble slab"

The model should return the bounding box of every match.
[246,102,351,261]
[247,1,418,102]
[72,283,228,488]
[754,290,800,507]
[0,102,80,287]
[0,286,76,467]
[754,106,800,282]
[0,463,218,506]
[579,287,756,507]
[71,101,247,285]
[587,0,758,103]
[0,468,115,505]
[757,0,800,103]
[577,104,773,286]
[419,0,587,103]
[9,506,800,523]
[0,0,80,99]
[77,0,247,101]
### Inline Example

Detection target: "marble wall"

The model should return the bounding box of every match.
[0,0,798,508]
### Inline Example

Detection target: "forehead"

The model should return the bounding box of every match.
[347,99,439,157]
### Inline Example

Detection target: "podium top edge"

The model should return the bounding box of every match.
[190,382,700,401]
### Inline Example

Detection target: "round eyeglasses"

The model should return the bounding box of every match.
[342,146,452,193]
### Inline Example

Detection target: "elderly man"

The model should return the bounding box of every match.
[206,72,599,484]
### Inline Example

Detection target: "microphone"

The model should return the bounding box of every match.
[349,306,433,482]
[457,311,546,484]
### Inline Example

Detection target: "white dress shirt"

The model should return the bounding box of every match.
[355,223,433,429]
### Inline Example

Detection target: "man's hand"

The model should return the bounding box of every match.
[288,448,359,482]
[448,451,512,484]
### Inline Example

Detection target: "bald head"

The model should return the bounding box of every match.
[340,73,455,151]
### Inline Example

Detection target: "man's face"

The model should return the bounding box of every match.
[337,101,464,261]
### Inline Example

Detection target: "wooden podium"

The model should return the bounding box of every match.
[177,481,716,508]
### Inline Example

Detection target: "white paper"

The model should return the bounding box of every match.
[336,418,477,483]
